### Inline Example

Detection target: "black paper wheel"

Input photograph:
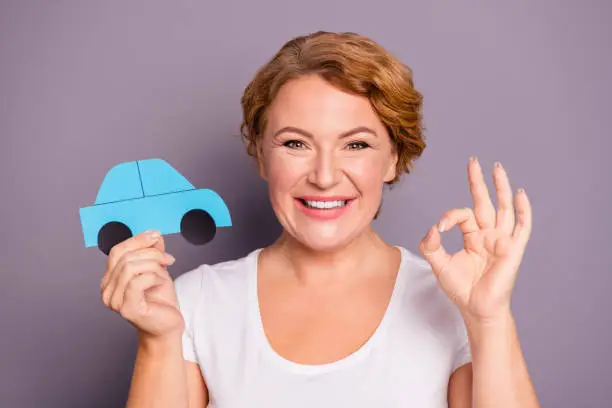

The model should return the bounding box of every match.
[97,221,133,255]
[180,209,216,245]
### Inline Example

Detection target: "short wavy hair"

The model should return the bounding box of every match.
[239,30,426,186]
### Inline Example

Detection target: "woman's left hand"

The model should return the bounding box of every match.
[418,157,533,323]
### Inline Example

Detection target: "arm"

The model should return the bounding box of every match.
[126,335,209,408]
[418,157,539,408]
[448,312,539,408]
[98,231,209,408]
[185,361,209,407]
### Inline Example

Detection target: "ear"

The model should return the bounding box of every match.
[383,149,399,183]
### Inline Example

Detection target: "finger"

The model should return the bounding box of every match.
[102,252,174,308]
[418,225,452,278]
[120,272,166,320]
[492,162,515,235]
[151,236,169,272]
[107,230,163,272]
[468,157,496,229]
[101,246,174,292]
[512,188,532,249]
[152,235,166,254]
[489,234,521,291]
[108,260,170,312]
[438,207,479,235]
[102,230,163,291]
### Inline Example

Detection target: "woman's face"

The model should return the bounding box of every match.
[258,74,398,251]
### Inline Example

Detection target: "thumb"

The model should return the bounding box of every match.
[152,234,166,254]
[152,236,169,272]
[151,235,174,282]
[418,225,451,276]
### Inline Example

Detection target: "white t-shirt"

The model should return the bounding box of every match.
[174,246,472,408]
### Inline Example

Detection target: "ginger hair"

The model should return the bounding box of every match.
[239,30,426,186]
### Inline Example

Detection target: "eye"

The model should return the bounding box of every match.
[347,141,370,150]
[283,140,306,149]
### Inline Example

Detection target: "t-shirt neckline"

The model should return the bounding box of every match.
[247,245,408,375]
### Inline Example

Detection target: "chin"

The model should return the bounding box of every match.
[293,226,359,253]
[273,197,377,252]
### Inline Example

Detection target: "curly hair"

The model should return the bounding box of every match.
[239,30,426,186]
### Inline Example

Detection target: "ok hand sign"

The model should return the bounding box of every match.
[418,157,533,323]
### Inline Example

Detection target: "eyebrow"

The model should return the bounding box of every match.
[272,126,378,139]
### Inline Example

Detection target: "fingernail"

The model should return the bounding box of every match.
[469,156,476,162]
[494,161,502,169]
[438,220,446,233]
[165,253,176,264]
[146,230,161,240]
[518,187,525,194]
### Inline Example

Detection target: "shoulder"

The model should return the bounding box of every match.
[173,249,262,361]
[397,246,468,346]
[397,245,442,291]
[173,248,261,309]
[399,245,459,317]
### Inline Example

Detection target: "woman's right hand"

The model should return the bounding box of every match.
[100,230,184,340]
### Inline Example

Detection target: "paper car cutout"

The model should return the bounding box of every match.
[79,158,232,255]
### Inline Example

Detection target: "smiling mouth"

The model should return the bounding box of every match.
[297,198,354,209]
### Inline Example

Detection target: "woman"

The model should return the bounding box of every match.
[100,31,540,407]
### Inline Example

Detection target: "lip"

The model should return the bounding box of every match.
[298,195,357,201]
[294,197,356,220]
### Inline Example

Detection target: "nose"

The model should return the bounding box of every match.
[307,150,342,189]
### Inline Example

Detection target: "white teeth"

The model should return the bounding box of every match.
[304,200,348,209]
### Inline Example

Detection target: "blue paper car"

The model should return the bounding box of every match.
[79,158,232,254]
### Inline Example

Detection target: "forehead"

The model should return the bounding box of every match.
[266,75,384,133]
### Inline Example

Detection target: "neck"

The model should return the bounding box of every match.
[267,227,393,286]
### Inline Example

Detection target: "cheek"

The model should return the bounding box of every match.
[345,154,390,189]
[265,153,305,193]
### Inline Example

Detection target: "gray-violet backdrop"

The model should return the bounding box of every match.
[1,1,610,407]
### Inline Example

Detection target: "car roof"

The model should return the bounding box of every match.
[94,158,195,204]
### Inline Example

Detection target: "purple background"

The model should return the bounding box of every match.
[1,1,610,406]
